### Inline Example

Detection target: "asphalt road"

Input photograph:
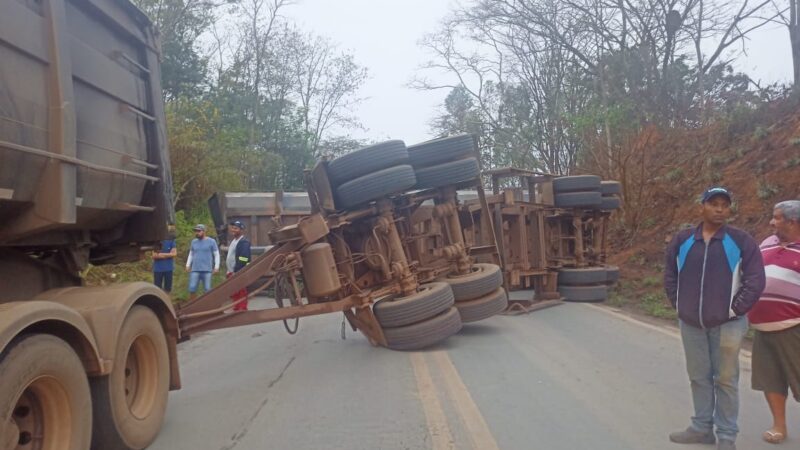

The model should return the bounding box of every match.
[150,298,797,450]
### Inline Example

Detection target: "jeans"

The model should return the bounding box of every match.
[680,317,749,442]
[188,271,212,294]
[153,271,173,292]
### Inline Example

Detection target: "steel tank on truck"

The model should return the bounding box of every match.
[0,1,180,449]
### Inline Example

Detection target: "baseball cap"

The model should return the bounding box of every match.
[701,187,732,204]
[229,220,246,230]
[192,224,206,231]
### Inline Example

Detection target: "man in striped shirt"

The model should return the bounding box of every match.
[748,200,800,444]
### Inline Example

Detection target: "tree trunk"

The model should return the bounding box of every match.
[791,26,800,88]
[791,0,800,88]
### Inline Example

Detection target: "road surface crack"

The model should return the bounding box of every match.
[219,356,296,450]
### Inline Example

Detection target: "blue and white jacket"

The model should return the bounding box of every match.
[664,223,765,329]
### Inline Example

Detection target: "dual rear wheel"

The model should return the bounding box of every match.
[0,306,170,450]
[0,335,91,450]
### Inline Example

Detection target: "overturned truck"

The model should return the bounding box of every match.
[186,135,508,350]
[211,168,623,313]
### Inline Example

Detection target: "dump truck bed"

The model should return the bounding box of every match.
[0,0,172,262]
[208,191,312,249]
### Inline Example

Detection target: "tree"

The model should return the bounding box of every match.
[166,99,248,210]
[136,0,369,210]
[131,0,217,100]
[417,0,778,169]
[770,0,800,86]
[292,35,368,156]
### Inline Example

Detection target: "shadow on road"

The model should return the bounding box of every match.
[456,323,504,337]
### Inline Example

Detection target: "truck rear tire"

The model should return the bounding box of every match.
[383,307,463,351]
[455,287,508,323]
[605,265,620,284]
[554,191,602,208]
[408,134,475,168]
[439,263,503,302]
[91,306,169,450]
[553,175,601,193]
[413,157,480,190]
[374,282,454,328]
[335,164,416,210]
[557,267,608,285]
[599,196,621,210]
[600,180,621,195]
[327,140,409,186]
[558,285,608,303]
[0,334,92,450]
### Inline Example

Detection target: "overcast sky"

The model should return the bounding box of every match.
[286,0,794,146]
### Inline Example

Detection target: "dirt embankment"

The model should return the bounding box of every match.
[606,99,800,319]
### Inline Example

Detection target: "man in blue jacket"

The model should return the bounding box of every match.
[664,187,766,450]
[225,220,252,311]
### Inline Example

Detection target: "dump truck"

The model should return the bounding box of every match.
[0,1,507,447]
[0,0,180,448]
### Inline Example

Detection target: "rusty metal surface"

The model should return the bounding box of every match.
[208,191,311,247]
[182,169,497,343]
[0,0,172,267]
[460,168,615,309]
[185,142,508,344]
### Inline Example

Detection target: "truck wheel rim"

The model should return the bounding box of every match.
[14,376,71,450]
[125,334,158,420]
[448,265,481,279]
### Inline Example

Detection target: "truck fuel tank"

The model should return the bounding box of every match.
[301,243,341,297]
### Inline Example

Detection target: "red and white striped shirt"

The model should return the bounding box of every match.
[748,235,800,331]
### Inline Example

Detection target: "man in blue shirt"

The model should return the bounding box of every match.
[152,228,177,293]
[185,224,220,299]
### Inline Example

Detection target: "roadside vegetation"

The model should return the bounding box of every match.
[84,209,223,302]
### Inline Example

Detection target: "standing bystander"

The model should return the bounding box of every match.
[152,226,177,293]
[748,200,800,444]
[185,224,219,299]
[664,187,766,450]
[225,220,252,311]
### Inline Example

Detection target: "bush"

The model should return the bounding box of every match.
[783,156,800,168]
[642,276,661,288]
[607,289,627,308]
[641,217,657,229]
[735,147,751,158]
[707,170,722,183]
[755,158,768,174]
[666,167,684,182]
[752,126,768,140]
[640,292,677,319]
[757,181,779,200]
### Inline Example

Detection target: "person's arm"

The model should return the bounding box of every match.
[213,240,220,273]
[731,237,766,316]
[664,233,680,308]
[166,242,177,260]
[186,248,193,271]
[239,240,251,266]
